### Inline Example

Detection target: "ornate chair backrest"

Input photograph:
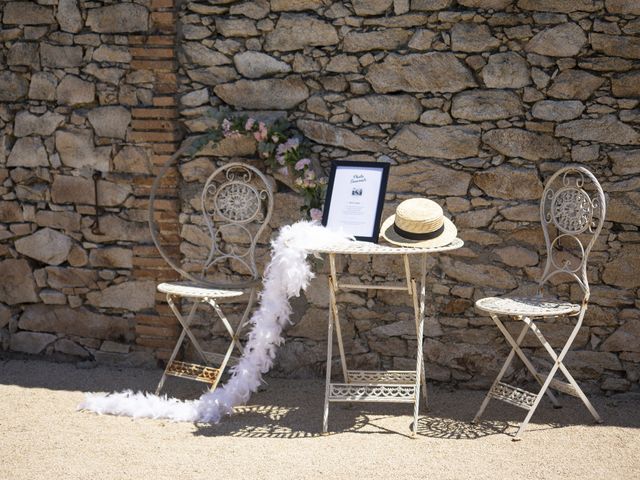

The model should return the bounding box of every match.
[196,162,274,289]
[538,166,606,304]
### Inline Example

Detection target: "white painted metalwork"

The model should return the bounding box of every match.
[474,166,605,440]
[311,237,463,437]
[149,162,274,394]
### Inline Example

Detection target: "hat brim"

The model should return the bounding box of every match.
[380,214,458,248]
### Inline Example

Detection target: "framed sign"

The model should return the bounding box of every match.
[322,161,390,243]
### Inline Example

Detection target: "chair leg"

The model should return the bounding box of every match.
[322,283,335,435]
[474,316,532,423]
[526,318,602,423]
[493,315,561,408]
[156,299,199,394]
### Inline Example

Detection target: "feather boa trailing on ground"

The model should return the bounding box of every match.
[79,221,351,423]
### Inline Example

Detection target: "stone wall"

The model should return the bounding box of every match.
[176,0,640,393]
[0,0,181,365]
[1,0,639,393]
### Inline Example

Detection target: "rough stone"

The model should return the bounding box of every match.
[56,75,96,106]
[612,71,640,98]
[459,0,512,7]
[408,29,437,50]
[483,128,563,161]
[387,161,472,196]
[482,52,530,89]
[233,51,291,78]
[230,0,270,19]
[495,246,539,267]
[45,267,98,289]
[564,351,623,379]
[270,0,323,11]
[547,70,605,100]
[0,72,29,101]
[214,78,309,109]
[89,248,133,269]
[35,210,81,233]
[441,258,517,290]
[591,33,640,60]
[113,146,152,174]
[55,129,111,172]
[8,42,40,69]
[51,175,94,204]
[556,116,640,145]
[343,29,413,53]
[0,304,11,329]
[264,14,339,51]
[19,305,130,340]
[97,180,132,207]
[411,0,453,10]
[7,137,49,167]
[326,55,360,73]
[609,149,640,175]
[88,106,131,139]
[28,72,57,101]
[353,0,393,15]
[93,45,131,63]
[451,90,523,121]
[344,95,422,123]
[526,23,587,57]
[366,53,476,93]
[10,332,56,355]
[215,18,259,37]
[15,228,73,266]
[531,100,585,121]
[40,44,83,68]
[182,43,232,66]
[39,289,67,305]
[0,259,39,305]
[86,280,156,312]
[84,215,151,243]
[602,245,640,288]
[3,2,54,25]
[390,124,480,159]
[517,0,600,12]
[474,166,544,200]
[608,192,640,226]
[0,202,23,223]
[186,66,239,86]
[57,0,83,33]
[606,0,640,14]
[602,320,640,352]
[86,4,149,33]
[14,111,64,137]
[297,120,381,152]
[451,23,500,52]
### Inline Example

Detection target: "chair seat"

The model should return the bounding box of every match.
[157,281,244,299]
[475,296,581,317]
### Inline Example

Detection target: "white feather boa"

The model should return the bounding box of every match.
[79,221,351,423]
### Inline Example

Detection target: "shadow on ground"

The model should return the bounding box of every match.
[2,354,639,441]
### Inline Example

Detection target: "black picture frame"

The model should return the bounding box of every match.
[321,160,390,243]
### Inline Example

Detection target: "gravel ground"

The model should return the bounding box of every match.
[1,356,639,480]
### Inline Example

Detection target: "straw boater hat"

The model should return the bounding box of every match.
[380,198,457,248]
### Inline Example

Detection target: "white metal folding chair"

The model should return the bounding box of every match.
[473,166,605,440]
[149,162,273,393]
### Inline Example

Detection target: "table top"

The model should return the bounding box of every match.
[306,237,464,255]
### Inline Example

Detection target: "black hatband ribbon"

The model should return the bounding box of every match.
[393,222,444,240]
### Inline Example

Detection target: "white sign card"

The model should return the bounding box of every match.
[322,161,390,242]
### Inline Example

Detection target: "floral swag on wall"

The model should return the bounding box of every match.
[187,113,327,221]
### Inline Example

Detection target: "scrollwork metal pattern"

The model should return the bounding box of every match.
[329,383,416,402]
[490,382,536,410]
[538,167,606,298]
[347,370,416,384]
